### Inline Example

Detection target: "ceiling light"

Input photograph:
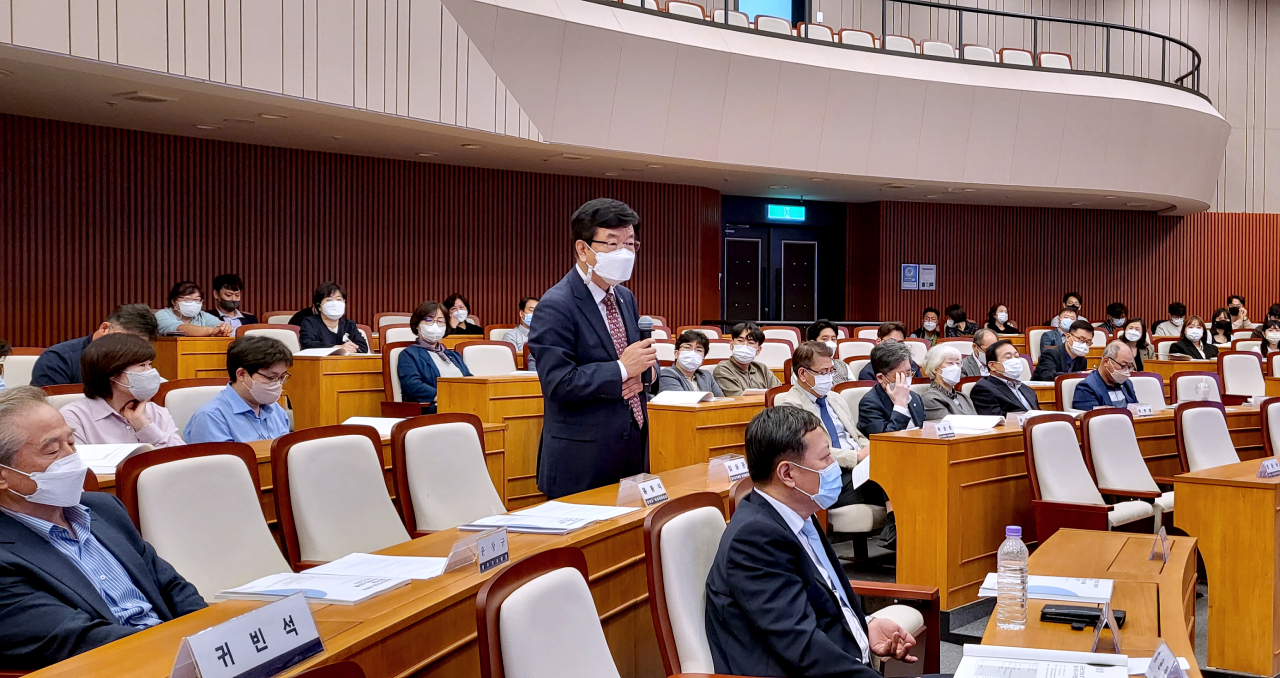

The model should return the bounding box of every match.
[883,183,914,189]
[1103,195,1117,199]
[647,164,664,168]
[113,91,175,103]
[259,113,288,120]
[769,185,788,189]
[924,195,940,198]
[461,143,483,149]
[604,172,619,176]
[961,188,978,192]
[194,124,220,130]
[1070,202,1086,206]
[417,152,439,157]
[811,178,826,182]
[1126,202,1150,207]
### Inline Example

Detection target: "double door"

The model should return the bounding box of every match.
[723,225,817,323]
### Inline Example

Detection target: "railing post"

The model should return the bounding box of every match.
[958,8,963,57]
[1161,37,1167,81]
[804,0,811,38]
[881,0,887,50]
[1032,18,1038,61]
[1105,28,1110,73]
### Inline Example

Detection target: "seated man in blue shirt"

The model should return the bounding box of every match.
[0,386,205,669]
[1072,341,1139,411]
[184,336,293,443]
[30,305,159,387]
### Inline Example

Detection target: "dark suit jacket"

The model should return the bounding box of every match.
[1031,345,1087,382]
[1071,370,1138,410]
[1168,338,1218,360]
[971,375,1041,416]
[397,344,472,410]
[529,270,648,499]
[857,384,926,434]
[30,336,93,387]
[705,491,879,678]
[0,493,206,669]
[297,315,369,353]
[856,360,922,381]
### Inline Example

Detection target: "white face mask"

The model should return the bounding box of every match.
[1069,338,1091,356]
[999,357,1024,381]
[321,300,345,320]
[451,309,469,323]
[242,374,283,407]
[1185,327,1204,342]
[115,368,165,402]
[523,313,534,326]
[3,453,87,507]
[677,350,704,372]
[807,370,834,397]
[1171,317,1184,327]
[588,248,635,286]
[940,364,962,386]
[1113,317,1127,327]
[946,318,955,328]
[177,300,203,318]
[1059,317,1076,330]
[1124,328,1143,342]
[1267,332,1280,345]
[996,312,1009,323]
[823,340,837,354]
[922,321,937,332]
[732,344,757,365]
[419,323,446,342]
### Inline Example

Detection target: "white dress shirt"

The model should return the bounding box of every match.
[797,387,860,450]
[574,263,630,381]
[757,489,872,663]
[1000,375,1034,410]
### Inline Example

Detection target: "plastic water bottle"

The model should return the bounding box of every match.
[1195,379,1211,401]
[995,525,1028,630]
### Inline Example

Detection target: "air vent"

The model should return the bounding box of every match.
[112,91,175,103]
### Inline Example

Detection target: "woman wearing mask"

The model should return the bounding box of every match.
[1258,320,1280,358]
[985,304,1019,335]
[443,293,484,335]
[298,281,368,353]
[945,305,978,337]
[807,319,851,384]
[154,281,232,337]
[657,330,724,396]
[398,300,472,413]
[1118,318,1154,371]
[60,334,184,447]
[712,322,781,396]
[1169,315,1218,359]
[1209,308,1233,346]
[920,343,976,420]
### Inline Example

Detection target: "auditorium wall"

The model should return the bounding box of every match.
[0,114,722,348]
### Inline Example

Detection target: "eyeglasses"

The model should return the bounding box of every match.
[1106,357,1136,371]
[676,346,705,355]
[732,339,759,348]
[589,240,640,253]
[804,367,836,377]
[253,372,291,385]
[177,296,203,303]
[422,319,447,326]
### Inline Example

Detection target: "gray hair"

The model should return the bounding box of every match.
[870,341,913,377]
[922,343,962,378]
[972,328,997,348]
[1101,340,1129,362]
[0,386,48,467]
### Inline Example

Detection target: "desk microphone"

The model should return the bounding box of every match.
[638,316,655,385]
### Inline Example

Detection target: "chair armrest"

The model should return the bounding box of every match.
[1151,476,1178,486]
[1033,500,1111,543]
[1100,488,1163,500]
[1222,394,1249,406]
[1034,500,1112,512]
[849,581,939,602]
[294,560,328,571]
[381,401,432,417]
[849,580,941,674]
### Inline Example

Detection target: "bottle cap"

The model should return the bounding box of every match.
[1005,525,1022,538]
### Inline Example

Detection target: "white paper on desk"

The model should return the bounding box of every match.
[1127,657,1190,675]
[956,653,1127,678]
[942,414,1004,433]
[342,417,404,438]
[458,514,596,534]
[649,390,713,405]
[850,455,871,488]
[515,501,640,521]
[216,572,408,604]
[741,388,768,396]
[76,444,152,474]
[1026,381,1056,387]
[293,347,344,357]
[306,553,447,580]
[978,574,1113,604]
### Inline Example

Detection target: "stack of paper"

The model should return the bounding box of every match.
[341,417,404,438]
[957,645,1127,678]
[649,391,714,405]
[306,553,447,580]
[941,414,1005,434]
[978,574,1113,604]
[1026,380,1056,387]
[293,347,346,357]
[76,444,152,475]
[458,501,641,535]
[217,573,409,605]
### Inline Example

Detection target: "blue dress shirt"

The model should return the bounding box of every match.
[154,308,223,336]
[0,505,160,629]
[183,384,291,443]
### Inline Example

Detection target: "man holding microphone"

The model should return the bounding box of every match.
[529,198,657,499]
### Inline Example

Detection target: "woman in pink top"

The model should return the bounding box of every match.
[60,334,185,448]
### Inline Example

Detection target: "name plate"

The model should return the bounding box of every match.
[708,454,750,483]
[1258,458,1280,478]
[639,477,669,506]
[1148,526,1169,563]
[922,421,955,439]
[1130,403,1155,417]
[617,473,668,506]
[477,527,510,574]
[1004,413,1029,428]
[171,593,323,678]
[1091,601,1123,653]
[1146,641,1187,678]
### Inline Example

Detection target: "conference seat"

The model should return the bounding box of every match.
[486,324,516,341]
[1037,51,1072,69]
[1053,373,1086,412]
[1262,398,1280,456]
[1023,414,1154,541]
[651,326,670,340]
[795,22,835,41]
[1231,329,1255,341]
[1232,338,1263,354]
[621,0,659,9]
[706,339,732,360]
[908,377,932,397]
[762,326,802,348]
[262,311,295,325]
[643,314,669,328]
[921,40,956,57]
[1015,354,1034,383]
[1026,327,1054,363]
[357,324,374,353]
[381,323,417,345]
[958,375,980,399]
[837,338,875,360]
[1080,409,1174,531]
[115,443,291,601]
[678,325,722,342]
[1091,329,1108,347]
[711,9,750,27]
[373,312,413,330]
[380,341,432,417]
[654,339,676,365]
[1170,371,1223,403]
[1271,352,1280,377]
[884,35,918,53]
[764,383,790,407]
[477,547,621,678]
[834,381,875,430]
[2,348,43,388]
[839,28,876,48]
[903,338,928,364]
[1154,337,1179,358]
[391,414,504,536]
[756,339,792,370]
[154,377,229,432]
[845,357,871,378]
[40,384,85,410]
[271,424,410,569]
[755,14,792,34]
[1218,349,1265,401]
[457,340,518,376]
[1129,372,1167,407]
[1173,401,1240,472]
[935,337,974,356]
[999,47,1034,65]
[236,323,301,353]
[961,44,996,61]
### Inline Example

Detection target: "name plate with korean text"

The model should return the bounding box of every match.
[171,593,322,678]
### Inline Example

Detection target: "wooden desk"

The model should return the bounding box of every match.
[982,529,1200,677]
[1175,457,1280,677]
[1029,383,1056,408]
[1146,359,1218,397]
[438,374,544,508]
[1266,376,1280,396]
[874,406,1262,609]
[31,463,734,678]
[648,396,764,473]
[284,355,384,430]
[153,337,233,381]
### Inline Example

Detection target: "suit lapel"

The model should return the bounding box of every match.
[568,270,617,357]
[0,512,117,622]
[90,510,170,619]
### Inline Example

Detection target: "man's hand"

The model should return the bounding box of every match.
[120,399,152,432]
[868,617,918,663]
[886,372,912,408]
[340,341,360,354]
[620,339,657,377]
[215,323,233,337]
[621,375,644,399]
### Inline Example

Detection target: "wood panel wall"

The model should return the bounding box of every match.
[0,113,721,348]
[863,201,1280,328]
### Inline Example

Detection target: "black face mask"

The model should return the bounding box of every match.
[219,299,241,311]
[1213,320,1232,332]
[1229,306,1241,317]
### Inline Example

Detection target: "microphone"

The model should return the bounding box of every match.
[638,316,655,385]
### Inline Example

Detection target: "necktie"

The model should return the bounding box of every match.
[800,520,851,610]
[603,291,644,426]
[815,396,841,448]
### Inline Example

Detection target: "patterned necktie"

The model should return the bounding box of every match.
[603,291,644,426]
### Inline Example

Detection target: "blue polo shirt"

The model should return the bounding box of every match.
[183,385,291,443]
[30,335,94,387]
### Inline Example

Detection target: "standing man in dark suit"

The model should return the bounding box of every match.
[529,199,657,499]
[857,342,926,434]
[0,387,206,670]
[971,339,1041,416]
[705,407,917,677]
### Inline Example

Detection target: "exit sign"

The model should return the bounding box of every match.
[767,204,806,222]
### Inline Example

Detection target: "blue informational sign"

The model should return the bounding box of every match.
[900,264,919,290]
[766,204,806,222]
[738,0,792,21]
